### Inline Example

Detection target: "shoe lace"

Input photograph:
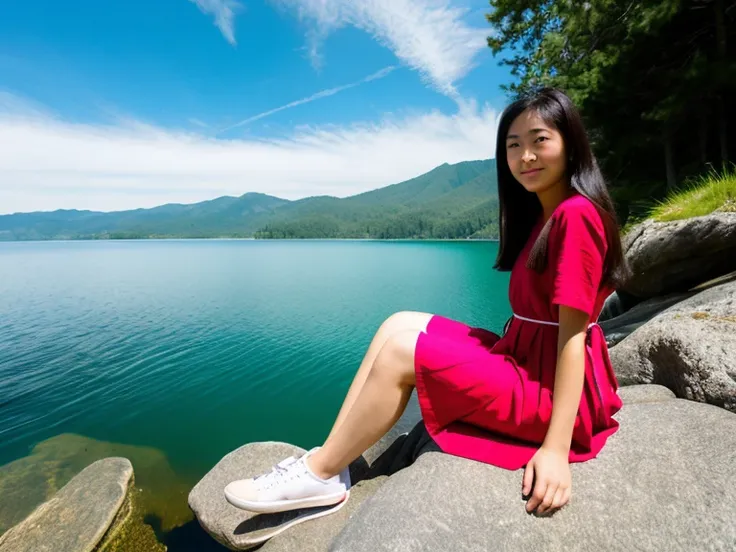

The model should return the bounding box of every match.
[254,456,301,489]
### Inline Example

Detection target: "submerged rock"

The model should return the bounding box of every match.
[610,280,736,412]
[0,433,193,537]
[0,458,138,552]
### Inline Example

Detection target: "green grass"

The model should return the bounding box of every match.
[649,165,736,222]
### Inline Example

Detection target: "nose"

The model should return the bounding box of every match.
[521,149,536,163]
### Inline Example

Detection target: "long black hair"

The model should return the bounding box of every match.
[493,87,629,288]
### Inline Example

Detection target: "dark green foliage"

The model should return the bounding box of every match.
[487,0,736,223]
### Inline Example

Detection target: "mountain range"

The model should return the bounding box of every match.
[0,159,499,240]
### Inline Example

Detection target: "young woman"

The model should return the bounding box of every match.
[225,88,628,517]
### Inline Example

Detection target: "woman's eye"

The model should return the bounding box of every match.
[535,136,548,143]
[507,143,519,149]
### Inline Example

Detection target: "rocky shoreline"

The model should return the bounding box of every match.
[2,212,735,551]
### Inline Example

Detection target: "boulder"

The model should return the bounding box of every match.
[0,458,139,552]
[597,289,643,322]
[188,385,697,552]
[330,397,736,552]
[599,291,694,347]
[610,280,736,412]
[188,442,387,551]
[599,272,736,347]
[0,433,192,537]
[616,383,675,404]
[621,212,736,299]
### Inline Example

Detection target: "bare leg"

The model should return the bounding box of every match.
[325,311,432,441]
[309,329,421,480]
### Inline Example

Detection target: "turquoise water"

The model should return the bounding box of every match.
[0,239,510,548]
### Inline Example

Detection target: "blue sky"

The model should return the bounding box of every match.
[0,0,514,214]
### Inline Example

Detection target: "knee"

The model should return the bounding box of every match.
[379,311,429,336]
[380,311,411,333]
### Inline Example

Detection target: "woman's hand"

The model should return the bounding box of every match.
[522,446,571,515]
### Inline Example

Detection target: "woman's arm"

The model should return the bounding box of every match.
[524,201,607,514]
[523,305,588,515]
[543,305,589,453]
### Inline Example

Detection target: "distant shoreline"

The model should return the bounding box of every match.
[0,237,500,244]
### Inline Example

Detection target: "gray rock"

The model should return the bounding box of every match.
[330,399,736,552]
[610,280,736,411]
[691,269,736,292]
[188,442,386,551]
[599,272,736,347]
[617,384,675,404]
[358,385,678,481]
[260,475,386,552]
[622,213,736,299]
[366,384,678,478]
[599,291,694,347]
[597,289,642,322]
[0,458,133,552]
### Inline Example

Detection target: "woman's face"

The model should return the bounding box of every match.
[505,108,568,195]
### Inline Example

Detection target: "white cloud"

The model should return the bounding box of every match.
[188,0,242,45]
[0,96,499,215]
[272,0,488,97]
[219,65,397,133]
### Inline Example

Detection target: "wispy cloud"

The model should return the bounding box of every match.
[219,65,397,133]
[188,117,211,128]
[272,0,488,97]
[0,90,54,119]
[0,93,499,214]
[188,0,242,45]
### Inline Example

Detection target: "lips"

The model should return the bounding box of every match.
[521,168,543,175]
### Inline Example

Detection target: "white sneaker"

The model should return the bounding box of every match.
[224,448,351,513]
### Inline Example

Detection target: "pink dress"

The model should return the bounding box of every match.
[414,194,623,470]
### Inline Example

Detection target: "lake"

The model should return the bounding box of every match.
[0,239,511,549]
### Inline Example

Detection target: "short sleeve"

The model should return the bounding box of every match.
[549,200,607,317]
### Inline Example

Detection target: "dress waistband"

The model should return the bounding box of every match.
[512,312,597,329]
[509,312,617,417]
[513,313,559,326]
